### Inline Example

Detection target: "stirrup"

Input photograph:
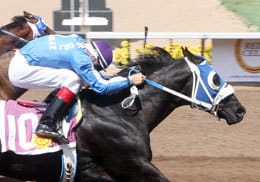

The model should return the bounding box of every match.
[54,134,70,145]
[36,129,69,144]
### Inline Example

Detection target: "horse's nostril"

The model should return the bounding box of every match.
[236,107,246,117]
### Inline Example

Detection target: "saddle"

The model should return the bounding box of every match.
[0,98,82,182]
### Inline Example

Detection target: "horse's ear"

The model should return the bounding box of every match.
[184,47,203,64]
[185,47,192,56]
[23,11,39,23]
[181,46,189,58]
[23,11,32,17]
[181,46,185,56]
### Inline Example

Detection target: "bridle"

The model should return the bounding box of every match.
[183,57,234,117]
[122,57,234,119]
[0,18,41,48]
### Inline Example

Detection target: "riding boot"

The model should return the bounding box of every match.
[35,87,75,144]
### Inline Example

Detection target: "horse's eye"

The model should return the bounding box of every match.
[207,71,221,90]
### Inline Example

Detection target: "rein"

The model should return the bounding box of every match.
[123,58,234,118]
[144,78,212,108]
[0,29,28,46]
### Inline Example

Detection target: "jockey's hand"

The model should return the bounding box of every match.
[129,73,146,85]
[33,15,47,34]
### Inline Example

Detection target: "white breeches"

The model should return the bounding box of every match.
[8,52,82,94]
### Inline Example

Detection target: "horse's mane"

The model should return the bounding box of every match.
[118,47,174,77]
[0,16,27,32]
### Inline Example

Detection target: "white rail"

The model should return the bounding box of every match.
[56,31,260,40]
[55,31,260,56]
[84,32,260,40]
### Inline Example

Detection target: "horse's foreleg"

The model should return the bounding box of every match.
[76,150,114,182]
[138,161,170,182]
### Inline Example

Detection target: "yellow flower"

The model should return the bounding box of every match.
[205,45,212,51]
[120,58,129,65]
[136,48,143,54]
[145,43,153,49]
[113,41,212,65]
[32,135,52,149]
[121,40,130,47]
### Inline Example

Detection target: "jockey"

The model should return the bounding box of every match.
[8,34,145,144]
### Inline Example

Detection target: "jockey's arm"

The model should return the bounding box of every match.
[70,52,133,95]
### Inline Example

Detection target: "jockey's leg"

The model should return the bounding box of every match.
[35,86,75,144]
[9,53,82,92]
[9,52,83,144]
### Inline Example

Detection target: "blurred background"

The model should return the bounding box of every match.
[0,0,256,32]
[0,0,259,99]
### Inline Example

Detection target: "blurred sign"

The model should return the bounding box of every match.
[212,39,260,82]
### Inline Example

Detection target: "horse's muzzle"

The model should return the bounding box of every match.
[217,94,246,125]
[226,105,246,125]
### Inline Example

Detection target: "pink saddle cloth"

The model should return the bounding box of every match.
[0,100,78,155]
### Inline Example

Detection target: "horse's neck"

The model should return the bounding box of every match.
[140,61,192,132]
[0,35,15,54]
[139,88,179,132]
[0,51,27,100]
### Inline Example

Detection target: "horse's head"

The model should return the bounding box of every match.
[127,46,245,126]
[0,13,35,52]
[181,47,246,125]
[0,15,28,52]
[23,11,55,35]
[0,11,55,54]
[20,10,54,39]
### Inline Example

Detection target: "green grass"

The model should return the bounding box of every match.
[220,0,260,30]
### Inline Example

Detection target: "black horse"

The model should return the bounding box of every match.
[0,47,246,181]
